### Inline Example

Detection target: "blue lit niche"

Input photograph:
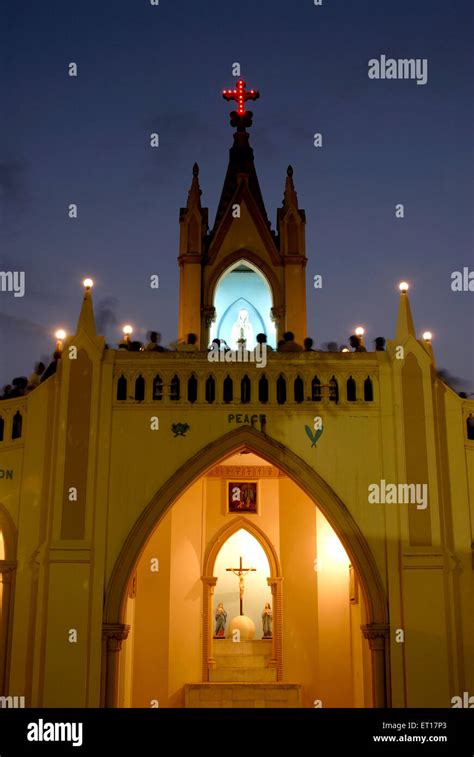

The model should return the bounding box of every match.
[209,261,276,350]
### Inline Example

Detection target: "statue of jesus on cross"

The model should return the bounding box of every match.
[226,556,256,616]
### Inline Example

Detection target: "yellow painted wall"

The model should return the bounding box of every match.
[316,508,353,707]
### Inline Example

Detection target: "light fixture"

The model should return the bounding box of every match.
[83,278,94,289]
[123,325,133,336]
[355,327,365,337]
[422,331,432,342]
[399,281,409,293]
[341,347,350,353]
[55,329,66,350]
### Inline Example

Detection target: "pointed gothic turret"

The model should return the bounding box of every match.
[276,165,307,341]
[76,283,97,338]
[178,164,209,342]
[395,287,416,342]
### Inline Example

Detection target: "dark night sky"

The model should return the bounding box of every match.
[1,0,473,391]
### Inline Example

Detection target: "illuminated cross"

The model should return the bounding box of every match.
[222,79,260,130]
[223,79,260,115]
[226,556,256,615]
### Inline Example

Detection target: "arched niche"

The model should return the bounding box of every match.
[201,518,283,681]
[209,259,277,349]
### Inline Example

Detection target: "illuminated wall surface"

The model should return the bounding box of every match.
[0,44,472,714]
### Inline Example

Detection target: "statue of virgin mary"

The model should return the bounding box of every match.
[230,309,255,350]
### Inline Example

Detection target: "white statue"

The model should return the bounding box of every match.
[230,309,255,350]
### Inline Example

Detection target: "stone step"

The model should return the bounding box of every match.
[209,667,277,682]
[185,682,302,709]
[213,640,273,656]
[214,654,268,669]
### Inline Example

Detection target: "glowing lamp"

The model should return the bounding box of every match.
[55,329,66,350]
[355,327,365,337]
[422,331,432,342]
[123,325,133,336]
[83,278,94,289]
[399,281,409,293]
[341,347,350,353]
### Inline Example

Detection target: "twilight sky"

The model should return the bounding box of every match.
[1,0,473,391]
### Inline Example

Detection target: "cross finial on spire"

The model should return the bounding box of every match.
[222,78,260,131]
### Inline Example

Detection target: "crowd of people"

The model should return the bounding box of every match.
[0,331,385,400]
[1,354,62,400]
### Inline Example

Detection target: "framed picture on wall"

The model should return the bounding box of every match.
[227,482,258,514]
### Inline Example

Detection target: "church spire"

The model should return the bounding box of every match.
[186,162,202,211]
[395,283,416,341]
[277,164,306,257]
[212,77,268,234]
[282,165,299,211]
[76,279,97,338]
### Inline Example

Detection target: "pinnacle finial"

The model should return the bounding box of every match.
[192,162,199,178]
[287,165,293,177]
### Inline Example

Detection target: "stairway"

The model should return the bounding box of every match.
[185,640,302,708]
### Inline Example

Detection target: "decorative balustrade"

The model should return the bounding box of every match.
[112,351,380,407]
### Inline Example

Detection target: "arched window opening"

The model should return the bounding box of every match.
[117,375,127,401]
[258,375,269,404]
[12,411,23,440]
[294,376,304,403]
[277,375,286,405]
[241,375,251,404]
[0,416,4,442]
[135,375,145,402]
[223,376,233,403]
[329,376,339,403]
[311,376,321,401]
[188,375,198,404]
[364,377,374,402]
[170,375,180,401]
[347,376,357,402]
[467,415,474,441]
[153,375,163,401]
[205,376,215,404]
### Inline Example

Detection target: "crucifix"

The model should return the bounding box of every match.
[222,78,260,130]
[226,556,256,615]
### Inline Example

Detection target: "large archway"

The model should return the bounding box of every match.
[103,427,389,707]
[0,504,17,696]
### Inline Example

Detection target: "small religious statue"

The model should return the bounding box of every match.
[230,309,255,350]
[214,602,227,639]
[262,603,272,638]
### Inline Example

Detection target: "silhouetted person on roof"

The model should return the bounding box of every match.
[304,337,315,352]
[279,331,303,352]
[145,331,165,351]
[8,378,28,398]
[28,361,45,390]
[374,337,386,351]
[256,333,273,352]
[349,335,367,353]
[41,351,62,382]
[180,333,199,352]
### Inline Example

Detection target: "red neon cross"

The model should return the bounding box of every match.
[222,79,260,115]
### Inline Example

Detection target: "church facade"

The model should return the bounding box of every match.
[0,84,473,709]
